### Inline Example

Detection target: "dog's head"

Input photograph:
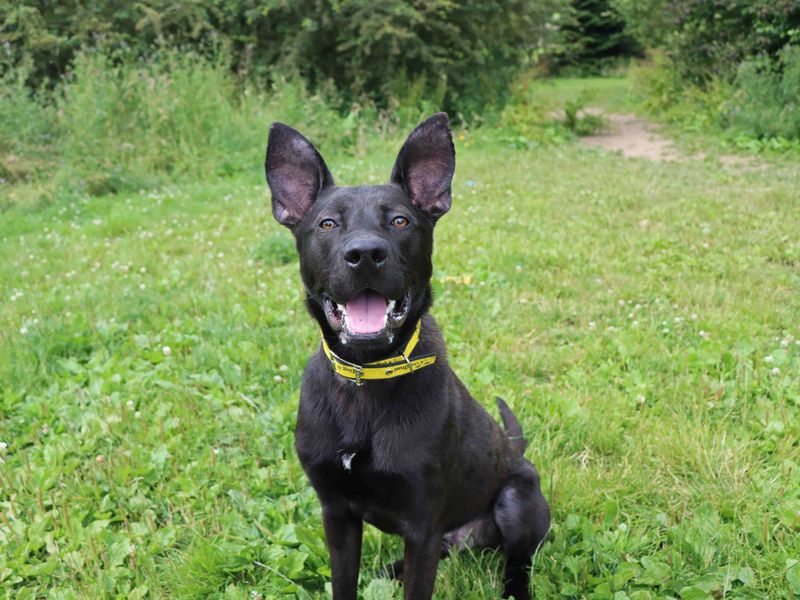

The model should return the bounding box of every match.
[265,113,455,355]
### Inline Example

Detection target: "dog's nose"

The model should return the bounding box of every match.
[343,236,389,268]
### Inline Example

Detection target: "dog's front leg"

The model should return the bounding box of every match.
[322,508,363,600]
[402,533,442,600]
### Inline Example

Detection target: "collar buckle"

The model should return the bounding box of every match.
[320,320,433,384]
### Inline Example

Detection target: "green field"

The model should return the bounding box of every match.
[1,81,800,598]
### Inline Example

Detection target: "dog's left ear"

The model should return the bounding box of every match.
[391,112,455,219]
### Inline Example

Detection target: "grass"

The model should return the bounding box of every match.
[2,79,800,599]
[522,76,637,113]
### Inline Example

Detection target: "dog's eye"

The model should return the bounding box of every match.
[319,219,338,230]
[391,216,410,229]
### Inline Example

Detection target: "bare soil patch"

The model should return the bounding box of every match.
[577,110,763,167]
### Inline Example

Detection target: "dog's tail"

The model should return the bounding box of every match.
[496,397,527,456]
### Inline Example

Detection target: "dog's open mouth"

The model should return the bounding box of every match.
[324,290,411,338]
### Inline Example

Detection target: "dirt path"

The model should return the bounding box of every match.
[578,110,755,166]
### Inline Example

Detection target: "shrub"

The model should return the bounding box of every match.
[0,49,396,198]
[551,0,643,72]
[622,1,800,144]
[728,46,800,140]
[54,51,265,194]
[1,0,565,117]
[615,0,800,85]
[0,69,57,182]
[610,0,670,47]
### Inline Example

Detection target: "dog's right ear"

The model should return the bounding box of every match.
[265,123,334,227]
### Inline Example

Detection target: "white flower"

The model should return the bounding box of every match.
[771,367,780,376]
[764,355,774,363]
[0,441,8,451]
[279,365,288,372]
[96,455,105,464]
[162,346,172,357]
[273,375,284,382]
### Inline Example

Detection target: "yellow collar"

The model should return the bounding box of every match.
[320,320,436,386]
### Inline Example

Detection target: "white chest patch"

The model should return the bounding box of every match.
[341,452,356,471]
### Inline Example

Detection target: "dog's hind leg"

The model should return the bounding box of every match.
[493,465,550,600]
[443,514,501,553]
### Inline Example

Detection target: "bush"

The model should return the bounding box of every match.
[1,0,565,117]
[622,1,800,145]
[610,0,670,47]
[728,46,800,140]
[0,69,57,182]
[614,0,800,85]
[632,46,800,145]
[551,0,642,72]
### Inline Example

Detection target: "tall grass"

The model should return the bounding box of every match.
[729,46,800,141]
[0,49,616,207]
[631,48,800,153]
[0,51,406,201]
[0,70,57,183]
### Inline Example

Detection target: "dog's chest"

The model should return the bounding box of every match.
[301,421,425,534]
[326,448,419,534]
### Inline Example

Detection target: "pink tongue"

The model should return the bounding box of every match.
[346,290,388,334]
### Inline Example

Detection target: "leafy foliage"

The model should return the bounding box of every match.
[615,0,800,82]
[551,0,642,71]
[619,0,800,143]
[728,45,800,140]
[662,0,800,85]
[0,50,607,200]
[0,50,379,196]
[0,0,564,116]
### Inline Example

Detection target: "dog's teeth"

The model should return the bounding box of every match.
[337,303,347,316]
[385,300,396,315]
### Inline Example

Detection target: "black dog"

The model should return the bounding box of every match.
[265,113,550,599]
